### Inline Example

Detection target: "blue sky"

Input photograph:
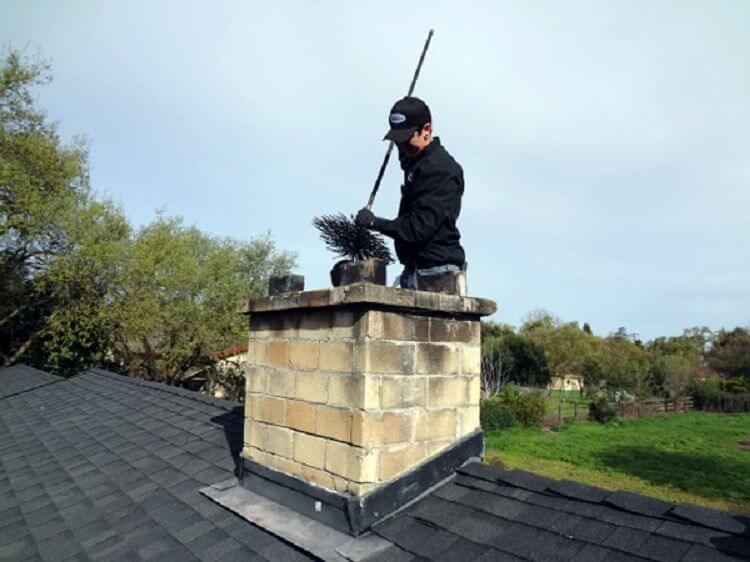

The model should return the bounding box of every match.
[3,1,748,340]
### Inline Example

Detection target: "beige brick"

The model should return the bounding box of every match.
[355,341,414,374]
[293,432,327,468]
[302,466,335,490]
[414,317,430,342]
[330,310,355,338]
[246,340,256,365]
[348,482,377,496]
[266,369,296,398]
[294,371,328,403]
[379,443,428,480]
[350,411,413,446]
[256,396,286,426]
[360,310,383,339]
[415,409,457,441]
[290,340,320,370]
[415,343,458,375]
[316,405,351,442]
[244,446,267,465]
[245,419,266,449]
[332,475,349,493]
[286,400,316,433]
[266,453,303,477]
[247,394,260,421]
[265,425,294,458]
[461,346,481,375]
[245,365,268,393]
[468,376,481,405]
[427,377,469,407]
[430,319,474,343]
[426,438,453,457]
[298,310,330,339]
[325,441,377,482]
[327,374,379,409]
[319,340,354,372]
[458,406,481,436]
[469,322,481,345]
[256,340,289,367]
[381,376,426,409]
[381,312,415,341]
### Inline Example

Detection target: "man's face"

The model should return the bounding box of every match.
[396,123,432,159]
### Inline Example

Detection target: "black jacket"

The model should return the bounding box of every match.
[373,137,465,268]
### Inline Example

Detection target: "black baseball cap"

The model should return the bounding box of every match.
[383,96,431,142]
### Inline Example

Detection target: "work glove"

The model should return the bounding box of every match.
[355,208,376,229]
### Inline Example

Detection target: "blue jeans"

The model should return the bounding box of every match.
[395,264,462,290]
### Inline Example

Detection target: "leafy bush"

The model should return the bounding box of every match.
[480,397,518,431]
[689,377,750,412]
[689,377,723,409]
[480,385,547,430]
[723,377,749,394]
[513,392,547,427]
[589,397,617,423]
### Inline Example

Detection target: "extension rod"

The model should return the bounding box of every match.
[365,29,435,211]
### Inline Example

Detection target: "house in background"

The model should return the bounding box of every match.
[548,373,584,392]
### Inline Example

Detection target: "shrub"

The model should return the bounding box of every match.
[589,397,617,423]
[480,397,518,431]
[514,391,547,427]
[480,387,547,430]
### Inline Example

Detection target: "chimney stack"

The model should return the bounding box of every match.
[238,283,496,535]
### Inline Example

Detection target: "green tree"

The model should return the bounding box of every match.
[707,327,750,381]
[520,310,598,381]
[481,322,550,389]
[1,48,130,372]
[109,214,295,385]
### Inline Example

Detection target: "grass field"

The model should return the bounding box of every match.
[484,411,750,514]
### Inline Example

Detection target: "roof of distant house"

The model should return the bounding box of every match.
[1,365,748,561]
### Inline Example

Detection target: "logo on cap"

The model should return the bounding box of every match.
[389,112,407,124]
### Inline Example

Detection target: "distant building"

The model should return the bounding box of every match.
[548,373,584,392]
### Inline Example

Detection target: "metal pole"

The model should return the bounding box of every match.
[366,29,435,211]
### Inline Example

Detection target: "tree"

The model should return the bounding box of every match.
[1,48,130,373]
[520,310,598,381]
[481,322,550,389]
[109,214,295,385]
[707,328,750,381]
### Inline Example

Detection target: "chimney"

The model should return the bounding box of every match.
[238,283,496,535]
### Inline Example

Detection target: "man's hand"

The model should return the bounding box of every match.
[355,208,376,228]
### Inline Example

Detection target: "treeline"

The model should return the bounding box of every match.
[0,49,294,383]
[482,309,750,400]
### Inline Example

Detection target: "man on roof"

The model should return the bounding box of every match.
[355,96,466,290]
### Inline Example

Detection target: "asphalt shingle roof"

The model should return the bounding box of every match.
[2,364,749,562]
[0,365,311,561]
[368,462,750,561]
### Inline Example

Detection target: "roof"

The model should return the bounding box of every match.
[369,463,750,561]
[0,365,312,561]
[1,364,748,562]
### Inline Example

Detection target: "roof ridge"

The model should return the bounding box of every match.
[83,367,241,412]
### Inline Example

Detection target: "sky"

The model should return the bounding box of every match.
[2,1,749,340]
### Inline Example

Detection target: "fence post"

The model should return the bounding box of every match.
[664,397,668,413]
[574,403,578,419]
[558,403,562,423]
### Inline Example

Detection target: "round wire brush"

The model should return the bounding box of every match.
[312,213,393,264]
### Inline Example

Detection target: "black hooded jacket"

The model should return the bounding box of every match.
[373,137,466,268]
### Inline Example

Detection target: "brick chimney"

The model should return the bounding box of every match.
[238,283,496,535]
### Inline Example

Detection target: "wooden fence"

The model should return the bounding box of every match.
[550,396,696,423]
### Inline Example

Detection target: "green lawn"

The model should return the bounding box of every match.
[484,411,750,514]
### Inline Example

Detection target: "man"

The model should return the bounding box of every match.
[355,96,466,290]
